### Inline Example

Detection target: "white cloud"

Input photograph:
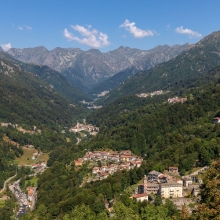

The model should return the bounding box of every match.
[1,43,12,51]
[120,19,154,38]
[175,26,202,38]
[63,25,110,48]
[25,25,32,30]
[18,25,32,30]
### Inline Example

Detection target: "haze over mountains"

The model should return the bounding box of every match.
[7,44,192,93]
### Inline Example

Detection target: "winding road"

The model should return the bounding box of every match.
[76,138,82,145]
[0,174,17,194]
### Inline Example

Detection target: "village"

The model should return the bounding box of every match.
[132,166,207,203]
[136,92,188,105]
[167,96,187,103]
[74,149,207,207]
[74,150,143,181]
[69,120,99,135]
[80,100,102,109]
[136,90,167,98]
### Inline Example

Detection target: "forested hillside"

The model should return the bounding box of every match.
[99,30,220,104]
[0,56,87,195]
[0,57,87,128]
[0,50,91,103]
[19,68,220,219]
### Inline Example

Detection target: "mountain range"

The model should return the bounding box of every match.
[0,50,91,103]
[7,44,192,92]
[98,30,220,104]
[2,27,220,220]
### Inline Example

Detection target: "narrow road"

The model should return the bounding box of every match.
[0,174,17,194]
[183,166,209,179]
[76,138,81,145]
[190,166,209,176]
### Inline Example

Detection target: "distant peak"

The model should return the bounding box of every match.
[87,48,101,53]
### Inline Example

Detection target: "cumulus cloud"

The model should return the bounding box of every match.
[1,43,12,51]
[63,25,110,48]
[120,19,154,38]
[175,26,202,38]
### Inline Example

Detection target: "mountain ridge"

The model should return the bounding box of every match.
[0,50,91,103]
[0,55,87,128]
[91,43,193,94]
[97,30,220,104]
[7,44,192,92]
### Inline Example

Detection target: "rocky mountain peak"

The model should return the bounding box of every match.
[7,44,192,92]
[197,30,220,47]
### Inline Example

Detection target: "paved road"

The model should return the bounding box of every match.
[0,174,17,194]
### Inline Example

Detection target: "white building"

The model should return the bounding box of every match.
[159,182,182,198]
[132,193,148,202]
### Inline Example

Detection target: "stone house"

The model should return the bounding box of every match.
[148,170,162,182]
[183,177,192,187]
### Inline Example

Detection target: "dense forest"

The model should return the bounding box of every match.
[1,31,220,219]
[86,79,220,173]
[0,57,88,129]
[16,70,220,219]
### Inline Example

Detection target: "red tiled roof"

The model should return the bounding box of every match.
[133,193,148,198]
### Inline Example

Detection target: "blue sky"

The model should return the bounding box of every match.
[0,0,220,52]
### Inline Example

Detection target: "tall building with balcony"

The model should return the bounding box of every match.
[158,182,182,198]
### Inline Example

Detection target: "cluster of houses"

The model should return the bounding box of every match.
[136,90,167,98]
[132,167,202,202]
[168,96,187,103]
[80,100,102,109]
[97,90,109,97]
[69,121,99,135]
[31,162,46,169]
[74,150,143,180]
[31,162,47,175]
